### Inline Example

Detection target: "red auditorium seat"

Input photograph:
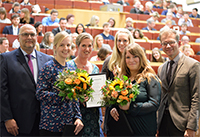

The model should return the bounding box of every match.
[68,27,75,33]
[142,31,153,39]
[189,35,200,42]
[85,28,92,34]
[33,15,47,23]
[8,47,17,51]
[136,42,151,50]
[73,1,90,10]
[151,65,159,74]
[45,26,58,32]
[6,35,18,47]
[29,0,36,4]
[89,51,98,60]
[2,3,13,12]
[111,30,118,37]
[0,23,11,34]
[46,49,54,55]
[187,27,200,33]
[40,48,47,54]
[151,42,162,49]
[0,34,6,38]
[55,0,73,9]
[21,5,32,12]
[194,55,200,62]
[123,6,133,12]
[90,3,104,11]
[37,36,43,43]
[191,19,200,27]
[107,40,114,49]
[36,0,54,9]
[138,14,151,21]
[152,33,160,40]
[191,45,200,54]
[125,13,138,20]
[91,29,103,38]
[152,8,163,14]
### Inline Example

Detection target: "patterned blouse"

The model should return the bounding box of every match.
[36,59,82,132]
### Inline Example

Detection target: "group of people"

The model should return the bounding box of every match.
[1,22,199,137]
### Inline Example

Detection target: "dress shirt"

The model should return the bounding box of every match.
[178,18,193,27]
[20,48,38,83]
[12,25,19,35]
[42,16,59,26]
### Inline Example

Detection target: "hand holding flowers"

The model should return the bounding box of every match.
[54,69,94,103]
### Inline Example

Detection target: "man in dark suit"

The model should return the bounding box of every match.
[142,19,157,31]
[0,24,53,136]
[116,0,129,6]
[52,18,71,36]
[157,29,200,137]
[130,1,143,14]
[2,14,20,35]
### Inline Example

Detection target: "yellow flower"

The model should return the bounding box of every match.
[78,72,90,84]
[109,79,124,90]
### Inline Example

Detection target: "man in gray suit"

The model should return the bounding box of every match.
[157,29,200,137]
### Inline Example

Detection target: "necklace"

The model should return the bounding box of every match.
[76,58,87,69]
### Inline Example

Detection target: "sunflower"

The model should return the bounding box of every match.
[77,72,90,84]
[109,79,124,91]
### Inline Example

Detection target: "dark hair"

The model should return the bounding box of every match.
[193,8,198,12]
[50,9,58,15]
[151,47,164,62]
[59,17,66,23]
[11,14,20,20]
[13,2,20,7]
[108,17,116,27]
[97,47,110,61]
[0,37,8,45]
[75,23,86,34]
[34,21,42,28]
[66,14,74,21]
[0,7,7,19]
[133,29,144,39]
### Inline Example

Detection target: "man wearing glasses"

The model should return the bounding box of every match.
[157,29,200,137]
[0,24,52,136]
[42,9,59,26]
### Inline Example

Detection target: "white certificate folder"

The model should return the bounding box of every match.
[86,73,106,108]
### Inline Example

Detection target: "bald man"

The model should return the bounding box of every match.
[0,24,53,136]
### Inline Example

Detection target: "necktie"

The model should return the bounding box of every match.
[167,60,174,84]
[26,54,34,76]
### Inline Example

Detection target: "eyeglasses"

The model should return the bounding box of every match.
[162,41,176,46]
[20,33,37,38]
[117,39,129,43]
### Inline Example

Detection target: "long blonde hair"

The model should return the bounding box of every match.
[119,43,160,84]
[108,29,134,71]
[93,34,103,51]
[21,8,30,24]
[89,15,99,27]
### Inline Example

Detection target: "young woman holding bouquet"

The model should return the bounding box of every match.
[36,31,84,136]
[101,29,134,135]
[109,43,161,136]
[67,33,103,137]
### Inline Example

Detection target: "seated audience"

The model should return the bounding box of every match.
[153,0,162,9]
[116,0,129,6]
[161,12,176,25]
[151,47,166,62]
[108,17,116,28]
[160,20,172,32]
[66,14,75,27]
[42,9,59,26]
[133,29,149,42]
[147,11,160,23]
[40,32,54,49]
[3,14,20,35]
[34,21,44,36]
[195,38,200,43]
[75,23,86,34]
[176,6,184,18]
[71,32,78,46]
[182,44,194,56]
[100,22,114,41]
[85,15,99,27]
[52,18,71,36]
[179,23,190,35]
[31,4,41,14]
[130,1,144,14]
[20,8,34,24]
[162,0,168,10]
[125,17,134,29]
[93,34,112,52]
[178,12,193,27]
[179,36,194,54]
[161,3,176,17]
[90,47,111,61]
[20,0,31,5]
[0,7,11,23]
[142,19,157,31]
[144,1,154,15]
[189,8,200,19]
[9,2,21,13]
[3,0,14,4]
[0,37,9,54]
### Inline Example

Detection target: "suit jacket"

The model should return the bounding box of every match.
[52,27,71,36]
[130,8,144,14]
[116,0,130,6]
[2,25,20,35]
[157,54,200,132]
[0,48,53,134]
[142,27,157,31]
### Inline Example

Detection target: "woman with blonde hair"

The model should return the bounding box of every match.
[67,32,103,137]
[40,32,54,49]
[36,31,83,136]
[108,43,161,136]
[20,8,34,24]
[93,34,112,52]
[85,15,99,27]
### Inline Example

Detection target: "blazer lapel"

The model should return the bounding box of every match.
[10,26,13,35]
[160,62,169,91]
[36,50,43,75]
[16,48,35,84]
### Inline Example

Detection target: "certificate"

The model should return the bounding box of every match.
[86,73,106,108]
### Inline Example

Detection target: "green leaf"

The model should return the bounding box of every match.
[123,75,128,81]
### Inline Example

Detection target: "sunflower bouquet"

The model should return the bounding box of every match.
[54,69,94,103]
[100,75,140,106]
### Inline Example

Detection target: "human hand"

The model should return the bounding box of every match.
[5,119,19,136]
[74,119,84,135]
[110,108,119,121]
[83,96,89,103]
[184,129,195,137]
[119,102,130,110]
